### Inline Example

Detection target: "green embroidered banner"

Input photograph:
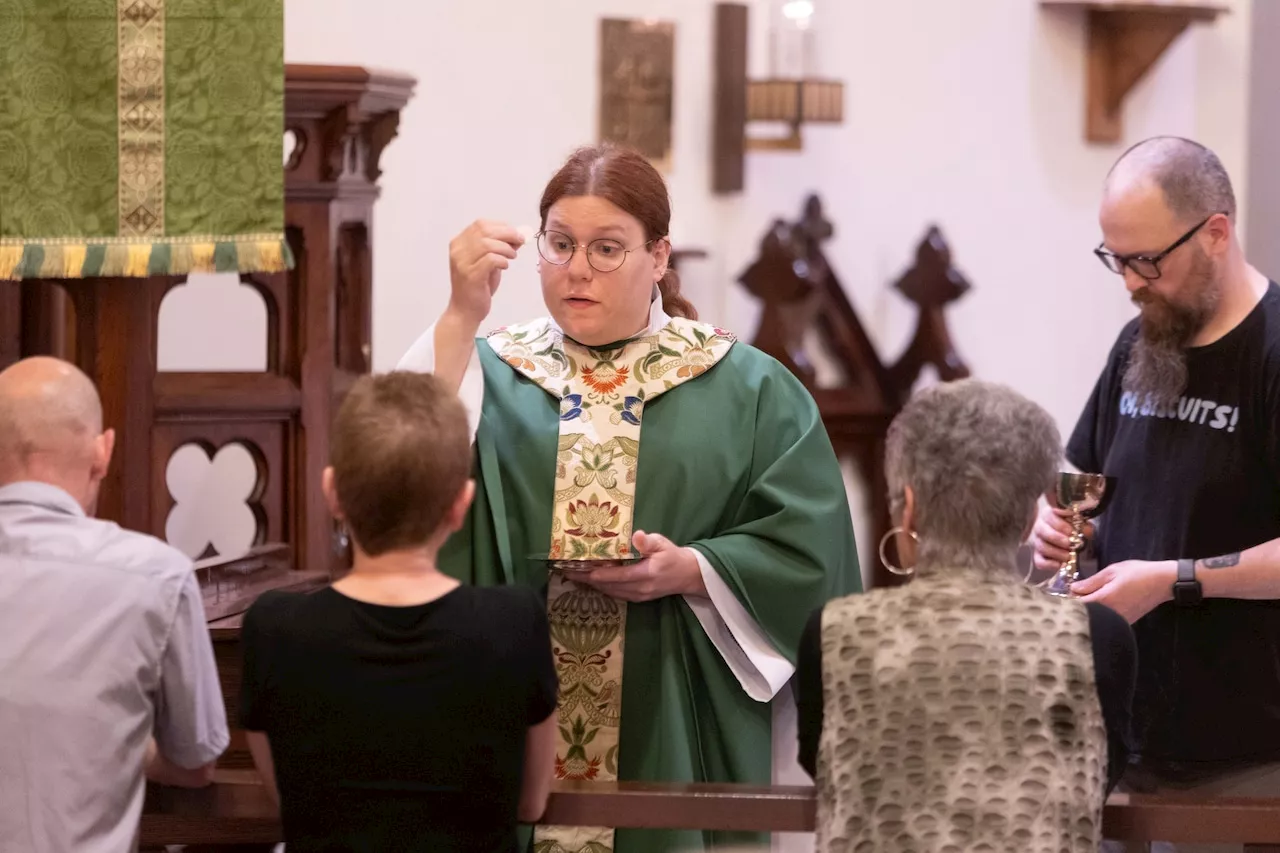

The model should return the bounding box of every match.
[0,0,289,280]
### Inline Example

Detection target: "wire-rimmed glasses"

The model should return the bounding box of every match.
[536,229,657,273]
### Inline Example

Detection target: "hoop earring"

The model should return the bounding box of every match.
[879,526,918,576]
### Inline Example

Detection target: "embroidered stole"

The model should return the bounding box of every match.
[488,316,735,853]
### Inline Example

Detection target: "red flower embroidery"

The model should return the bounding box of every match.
[556,754,602,781]
[581,363,629,394]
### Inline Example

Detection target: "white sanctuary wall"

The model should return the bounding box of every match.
[158,0,1254,579]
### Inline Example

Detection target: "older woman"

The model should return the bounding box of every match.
[398,143,859,853]
[795,379,1137,853]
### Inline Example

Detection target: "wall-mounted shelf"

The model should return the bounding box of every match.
[711,2,846,193]
[1041,0,1230,143]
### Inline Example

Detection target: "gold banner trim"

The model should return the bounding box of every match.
[118,0,166,239]
[0,234,286,247]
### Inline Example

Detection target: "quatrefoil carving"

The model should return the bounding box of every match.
[165,441,264,560]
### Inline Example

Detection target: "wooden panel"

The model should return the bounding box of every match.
[64,277,175,536]
[240,271,293,377]
[0,284,19,369]
[712,3,748,194]
[546,780,814,832]
[139,774,1280,847]
[334,222,371,374]
[19,281,73,360]
[288,201,336,578]
[154,373,302,415]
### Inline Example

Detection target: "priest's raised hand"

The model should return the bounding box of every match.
[583,530,709,602]
[434,219,526,392]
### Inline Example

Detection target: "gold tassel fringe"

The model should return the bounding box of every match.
[0,237,292,280]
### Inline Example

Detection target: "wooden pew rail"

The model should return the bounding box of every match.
[141,773,1280,851]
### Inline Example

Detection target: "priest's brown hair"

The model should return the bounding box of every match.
[329,371,471,556]
[539,143,697,320]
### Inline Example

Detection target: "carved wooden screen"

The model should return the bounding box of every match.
[738,196,971,588]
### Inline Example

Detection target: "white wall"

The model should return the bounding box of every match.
[280,0,1252,433]
[1246,0,1280,278]
[160,0,1254,562]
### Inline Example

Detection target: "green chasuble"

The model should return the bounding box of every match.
[439,327,861,852]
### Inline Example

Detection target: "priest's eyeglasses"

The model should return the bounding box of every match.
[1093,213,1222,281]
[537,229,657,274]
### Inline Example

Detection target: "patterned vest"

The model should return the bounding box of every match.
[815,568,1107,853]
[487,315,736,853]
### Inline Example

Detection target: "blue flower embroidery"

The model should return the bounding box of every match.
[619,396,643,426]
[561,394,584,421]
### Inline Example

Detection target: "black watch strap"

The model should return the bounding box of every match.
[1174,558,1203,606]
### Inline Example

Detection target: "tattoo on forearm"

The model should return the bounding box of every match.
[1200,552,1241,570]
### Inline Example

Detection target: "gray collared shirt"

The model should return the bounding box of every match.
[0,481,229,853]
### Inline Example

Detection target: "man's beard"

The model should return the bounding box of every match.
[1121,248,1220,410]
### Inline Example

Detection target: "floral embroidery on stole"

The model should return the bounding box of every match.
[488,316,735,853]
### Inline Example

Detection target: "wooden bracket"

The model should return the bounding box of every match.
[1041,1,1229,143]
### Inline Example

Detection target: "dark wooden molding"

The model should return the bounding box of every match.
[1041,1,1229,143]
[283,65,416,120]
[363,110,402,183]
[711,3,748,194]
[0,284,20,369]
[139,772,1280,849]
[319,103,361,182]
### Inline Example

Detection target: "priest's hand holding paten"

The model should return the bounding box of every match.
[580,529,709,602]
[397,142,861,853]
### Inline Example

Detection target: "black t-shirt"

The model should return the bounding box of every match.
[239,584,558,853]
[1066,280,1280,775]
[795,600,1137,794]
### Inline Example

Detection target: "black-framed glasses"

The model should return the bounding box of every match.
[1094,213,1222,281]
[536,229,657,273]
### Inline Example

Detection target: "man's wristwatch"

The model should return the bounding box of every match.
[1173,558,1203,606]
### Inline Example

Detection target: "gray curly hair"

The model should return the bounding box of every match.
[884,379,1061,555]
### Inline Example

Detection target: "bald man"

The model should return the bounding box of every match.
[0,357,229,852]
[1029,138,1280,852]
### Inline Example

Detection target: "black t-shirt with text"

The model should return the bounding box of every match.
[1066,280,1280,775]
[240,584,558,853]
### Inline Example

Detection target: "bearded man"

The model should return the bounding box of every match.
[1030,136,1280,852]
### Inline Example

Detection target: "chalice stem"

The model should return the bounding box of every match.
[1064,514,1085,583]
